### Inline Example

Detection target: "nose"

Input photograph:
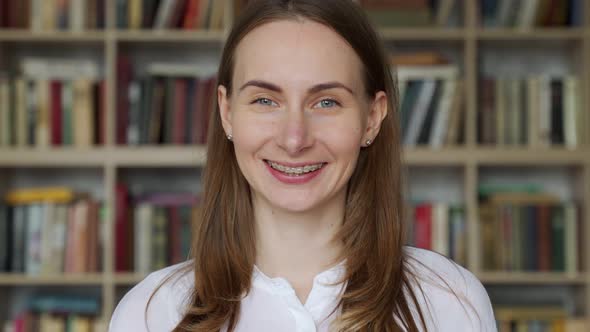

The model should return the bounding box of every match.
[275,108,314,155]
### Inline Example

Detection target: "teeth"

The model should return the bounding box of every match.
[267,160,324,175]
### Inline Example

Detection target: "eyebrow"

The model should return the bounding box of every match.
[238,80,355,96]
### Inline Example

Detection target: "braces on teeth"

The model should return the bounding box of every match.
[267,160,324,175]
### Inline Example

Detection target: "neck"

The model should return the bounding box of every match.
[253,191,346,284]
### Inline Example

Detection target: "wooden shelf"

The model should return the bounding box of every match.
[0,148,110,167]
[378,28,464,40]
[114,29,225,42]
[477,28,585,40]
[112,146,208,167]
[0,274,104,286]
[470,147,589,165]
[113,273,149,285]
[0,147,586,167]
[0,146,207,167]
[478,272,588,285]
[0,30,106,42]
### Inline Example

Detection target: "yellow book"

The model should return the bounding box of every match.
[73,316,91,332]
[552,319,565,332]
[73,79,94,147]
[129,0,143,29]
[5,187,74,205]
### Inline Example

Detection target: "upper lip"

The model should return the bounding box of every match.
[264,159,326,167]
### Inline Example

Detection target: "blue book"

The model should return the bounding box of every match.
[28,296,100,315]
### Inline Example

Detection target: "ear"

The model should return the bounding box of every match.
[363,90,388,146]
[218,85,233,137]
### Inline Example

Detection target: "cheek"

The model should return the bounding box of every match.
[313,113,364,152]
[231,111,275,157]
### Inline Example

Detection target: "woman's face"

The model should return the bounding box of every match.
[218,19,387,213]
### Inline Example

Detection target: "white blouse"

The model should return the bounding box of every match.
[109,247,497,331]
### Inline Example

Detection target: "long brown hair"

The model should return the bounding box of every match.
[162,0,431,330]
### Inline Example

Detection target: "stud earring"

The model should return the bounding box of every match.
[365,138,372,146]
[227,134,233,141]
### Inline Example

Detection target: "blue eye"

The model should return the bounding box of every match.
[253,98,278,107]
[314,99,340,108]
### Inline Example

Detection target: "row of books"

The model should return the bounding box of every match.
[0,76,105,148]
[115,184,198,273]
[397,65,464,147]
[0,188,102,274]
[0,0,105,30]
[481,0,583,28]
[478,76,584,148]
[117,57,216,145]
[359,0,460,27]
[116,0,225,30]
[3,295,102,332]
[479,192,579,273]
[495,307,585,332]
[406,203,467,266]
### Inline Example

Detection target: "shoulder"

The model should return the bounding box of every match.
[108,261,194,332]
[403,246,497,332]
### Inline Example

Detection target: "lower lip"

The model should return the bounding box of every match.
[264,161,325,185]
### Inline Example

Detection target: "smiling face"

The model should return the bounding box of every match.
[218,19,387,214]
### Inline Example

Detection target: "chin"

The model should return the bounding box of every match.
[267,195,322,213]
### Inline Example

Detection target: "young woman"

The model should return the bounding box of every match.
[109,0,496,331]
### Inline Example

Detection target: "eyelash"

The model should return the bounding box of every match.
[251,97,341,108]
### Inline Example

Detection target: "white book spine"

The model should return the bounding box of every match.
[21,58,100,80]
[404,79,436,146]
[31,0,43,31]
[154,0,176,29]
[430,79,456,148]
[432,203,449,257]
[516,0,539,29]
[135,204,153,274]
[563,76,579,149]
[526,76,540,148]
[26,204,42,275]
[396,65,458,82]
[70,0,86,32]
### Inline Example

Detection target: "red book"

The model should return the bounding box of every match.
[170,0,189,28]
[169,206,182,264]
[414,204,432,250]
[1,0,10,27]
[115,183,130,272]
[116,55,132,145]
[191,78,205,144]
[182,0,199,29]
[49,80,63,146]
[201,76,217,144]
[86,200,99,273]
[537,204,552,271]
[173,79,187,144]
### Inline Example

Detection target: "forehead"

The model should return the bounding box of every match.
[233,19,364,92]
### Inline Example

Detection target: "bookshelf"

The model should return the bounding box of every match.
[0,0,589,329]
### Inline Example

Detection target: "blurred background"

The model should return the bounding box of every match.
[0,0,588,331]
